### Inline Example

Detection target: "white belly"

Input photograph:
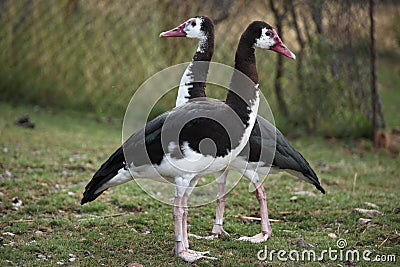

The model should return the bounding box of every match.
[229,156,272,175]
[129,142,237,180]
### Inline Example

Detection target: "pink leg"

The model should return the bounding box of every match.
[174,182,218,262]
[182,194,189,249]
[173,196,185,256]
[212,182,229,236]
[254,181,272,237]
[237,181,272,243]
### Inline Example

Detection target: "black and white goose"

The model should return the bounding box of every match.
[160,16,214,106]
[161,17,325,243]
[81,18,281,262]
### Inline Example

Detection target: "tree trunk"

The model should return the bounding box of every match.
[369,0,385,145]
[269,0,289,117]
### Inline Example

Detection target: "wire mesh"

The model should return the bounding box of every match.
[0,0,390,137]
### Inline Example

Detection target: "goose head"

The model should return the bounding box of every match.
[246,21,296,59]
[160,16,214,40]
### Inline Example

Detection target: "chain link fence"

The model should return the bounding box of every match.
[1,0,395,137]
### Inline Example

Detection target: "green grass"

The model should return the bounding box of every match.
[378,54,400,129]
[1,102,399,266]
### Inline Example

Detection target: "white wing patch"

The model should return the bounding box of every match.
[176,62,194,107]
[94,168,133,195]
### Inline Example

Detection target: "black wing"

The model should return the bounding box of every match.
[81,112,169,204]
[249,116,325,194]
[82,99,247,204]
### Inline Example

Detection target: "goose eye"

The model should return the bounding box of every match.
[191,21,196,27]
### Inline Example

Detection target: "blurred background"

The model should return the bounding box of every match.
[0,0,399,138]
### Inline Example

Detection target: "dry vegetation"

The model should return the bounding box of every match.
[1,1,398,136]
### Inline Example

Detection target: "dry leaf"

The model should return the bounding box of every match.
[328,233,337,239]
[358,218,372,225]
[354,208,382,218]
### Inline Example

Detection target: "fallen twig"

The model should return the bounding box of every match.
[230,214,281,223]
[101,213,125,218]
[377,236,389,249]
[78,213,126,221]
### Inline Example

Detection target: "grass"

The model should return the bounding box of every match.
[0,102,399,266]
